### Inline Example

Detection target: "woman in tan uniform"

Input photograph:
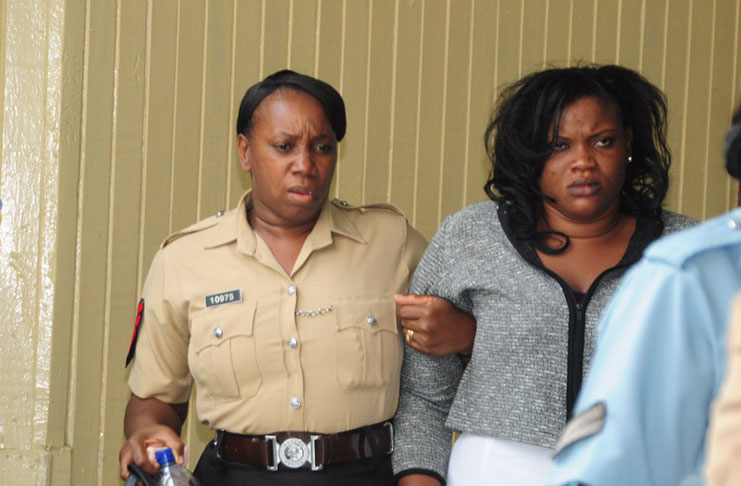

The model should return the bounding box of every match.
[118,70,460,485]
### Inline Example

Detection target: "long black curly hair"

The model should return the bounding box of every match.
[484,64,670,251]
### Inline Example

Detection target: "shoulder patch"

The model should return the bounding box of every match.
[125,299,145,367]
[553,402,606,456]
[160,214,221,248]
[646,210,741,267]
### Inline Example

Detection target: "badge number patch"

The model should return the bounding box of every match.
[205,289,242,308]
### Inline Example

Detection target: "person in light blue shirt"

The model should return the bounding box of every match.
[547,104,741,486]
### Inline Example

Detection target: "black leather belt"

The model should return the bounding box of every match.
[215,421,393,471]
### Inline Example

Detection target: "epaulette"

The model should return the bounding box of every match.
[330,198,405,216]
[160,210,225,248]
[645,210,741,267]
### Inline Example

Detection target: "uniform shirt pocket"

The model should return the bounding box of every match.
[334,295,400,390]
[188,299,261,400]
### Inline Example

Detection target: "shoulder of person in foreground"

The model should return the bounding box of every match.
[546,207,741,486]
[329,197,427,261]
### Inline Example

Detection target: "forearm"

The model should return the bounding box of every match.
[398,473,442,486]
[124,394,188,438]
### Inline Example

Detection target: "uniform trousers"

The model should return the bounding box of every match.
[193,440,394,486]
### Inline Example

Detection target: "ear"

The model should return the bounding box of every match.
[625,127,633,157]
[237,133,251,172]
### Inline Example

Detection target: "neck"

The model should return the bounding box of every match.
[247,203,320,242]
[540,207,625,240]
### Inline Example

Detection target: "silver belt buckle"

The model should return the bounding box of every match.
[266,434,323,471]
[383,421,394,454]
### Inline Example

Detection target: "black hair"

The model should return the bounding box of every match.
[236,69,347,141]
[484,64,670,251]
[727,103,741,179]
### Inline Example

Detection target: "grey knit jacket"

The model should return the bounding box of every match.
[391,200,695,482]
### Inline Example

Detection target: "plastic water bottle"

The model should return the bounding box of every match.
[153,448,200,486]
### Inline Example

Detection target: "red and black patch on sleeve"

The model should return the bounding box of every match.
[126,299,145,367]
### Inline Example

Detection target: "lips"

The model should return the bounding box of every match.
[287,186,317,203]
[567,179,601,196]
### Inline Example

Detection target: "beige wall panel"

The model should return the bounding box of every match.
[2,1,738,484]
[638,0,667,85]
[465,0,497,205]
[230,0,262,205]
[662,0,691,212]
[571,0,596,63]
[197,0,233,218]
[678,0,715,220]
[263,0,291,75]
[497,1,523,87]
[289,0,318,74]
[593,0,618,64]
[414,0,446,238]
[336,0,369,202]
[389,0,423,217]
[100,1,148,479]
[140,0,178,270]
[170,1,206,233]
[617,0,644,70]
[706,0,740,215]
[440,0,473,219]
[69,0,116,483]
[545,0,571,63]
[362,0,395,204]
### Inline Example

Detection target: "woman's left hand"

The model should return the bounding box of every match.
[394,294,475,357]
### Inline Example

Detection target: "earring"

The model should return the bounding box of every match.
[627,155,633,163]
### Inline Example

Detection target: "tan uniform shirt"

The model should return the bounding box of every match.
[706,294,741,486]
[129,192,426,434]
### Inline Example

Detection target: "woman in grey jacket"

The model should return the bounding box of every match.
[392,65,695,486]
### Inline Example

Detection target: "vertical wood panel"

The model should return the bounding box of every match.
[389,0,422,216]
[363,0,395,204]
[593,0,619,64]
[198,0,233,218]
[101,1,147,479]
[662,0,691,212]
[70,0,116,483]
[440,0,472,218]
[262,0,290,75]
[617,0,644,70]
[288,0,318,74]
[336,0,369,201]
[570,0,595,63]
[545,0,571,63]
[36,2,741,485]
[414,0,446,238]
[465,0,497,205]
[520,0,547,72]
[170,1,205,232]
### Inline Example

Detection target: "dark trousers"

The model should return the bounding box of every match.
[193,440,395,486]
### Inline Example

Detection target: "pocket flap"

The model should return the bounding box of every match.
[190,299,257,353]
[334,296,398,334]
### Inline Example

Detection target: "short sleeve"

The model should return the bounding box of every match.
[128,249,193,403]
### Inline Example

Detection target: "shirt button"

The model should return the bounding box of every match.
[287,285,296,295]
[290,397,301,409]
[366,315,377,325]
[288,337,298,348]
[213,327,223,338]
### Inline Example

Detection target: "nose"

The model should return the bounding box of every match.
[570,144,596,171]
[293,146,315,175]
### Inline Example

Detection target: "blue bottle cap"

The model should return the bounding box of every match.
[154,448,176,466]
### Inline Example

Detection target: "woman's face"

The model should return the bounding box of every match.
[538,96,632,223]
[238,89,337,228]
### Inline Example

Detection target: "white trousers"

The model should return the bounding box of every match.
[446,433,553,486]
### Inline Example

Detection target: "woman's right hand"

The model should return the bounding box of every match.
[119,423,185,479]
[398,474,442,486]
[119,395,188,480]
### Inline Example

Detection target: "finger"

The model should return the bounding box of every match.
[119,448,132,480]
[394,294,432,306]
